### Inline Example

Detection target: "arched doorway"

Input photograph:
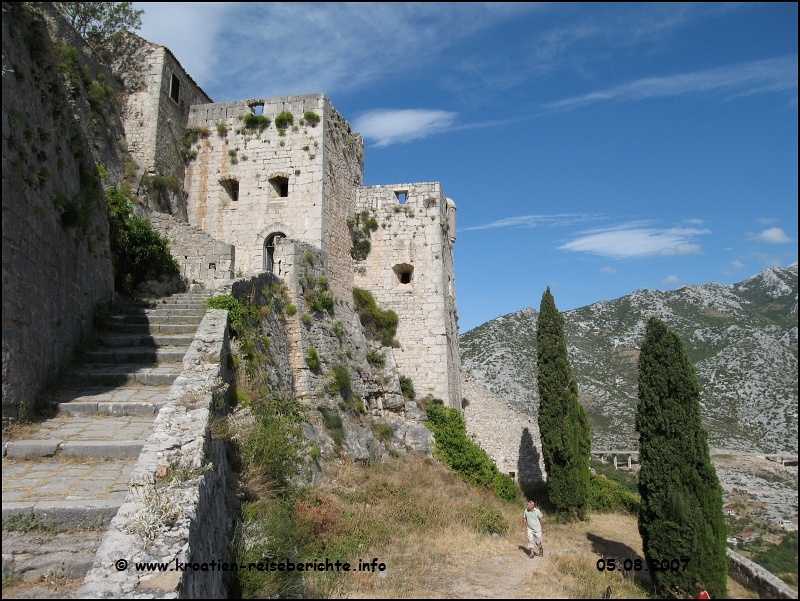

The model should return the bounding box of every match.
[263,232,286,274]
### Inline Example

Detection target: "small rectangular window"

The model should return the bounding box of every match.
[170,74,181,103]
[397,192,407,204]
[270,176,289,198]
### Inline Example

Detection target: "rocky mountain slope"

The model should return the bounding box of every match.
[460,263,798,454]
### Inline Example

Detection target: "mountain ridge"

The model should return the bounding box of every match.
[460,263,798,454]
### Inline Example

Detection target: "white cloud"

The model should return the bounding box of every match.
[732,260,746,270]
[753,227,792,244]
[463,213,602,232]
[684,218,705,225]
[600,266,617,274]
[660,243,703,256]
[135,2,234,84]
[544,55,798,112]
[172,3,536,99]
[353,109,457,147]
[662,275,680,285]
[558,223,710,259]
[758,217,778,224]
[758,254,782,268]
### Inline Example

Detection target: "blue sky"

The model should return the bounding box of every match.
[136,3,798,332]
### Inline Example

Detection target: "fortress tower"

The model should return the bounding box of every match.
[181,94,461,407]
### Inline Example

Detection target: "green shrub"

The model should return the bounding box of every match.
[329,364,352,398]
[586,473,639,513]
[348,210,379,260]
[306,346,320,370]
[285,304,297,316]
[425,404,521,502]
[366,349,385,368]
[471,507,509,535]
[351,239,371,261]
[353,288,398,346]
[216,122,228,137]
[303,110,320,126]
[301,313,311,325]
[399,376,415,402]
[244,113,271,131]
[332,321,345,337]
[207,294,254,338]
[319,407,344,446]
[462,397,470,409]
[106,188,179,294]
[274,111,294,129]
[240,396,307,491]
[371,420,395,443]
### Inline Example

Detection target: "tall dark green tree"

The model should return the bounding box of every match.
[536,288,591,517]
[636,317,727,598]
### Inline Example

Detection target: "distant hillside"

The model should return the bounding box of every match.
[460,263,798,454]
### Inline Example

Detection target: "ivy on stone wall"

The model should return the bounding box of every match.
[348,211,378,261]
[352,288,398,347]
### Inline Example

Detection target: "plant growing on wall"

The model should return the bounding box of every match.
[181,126,208,161]
[353,288,398,347]
[348,211,379,261]
[303,110,320,126]
[216,122,228,137]
[244,113,270,131]
[274,111,294,129]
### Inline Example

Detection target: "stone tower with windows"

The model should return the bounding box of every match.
[181,93,461,407]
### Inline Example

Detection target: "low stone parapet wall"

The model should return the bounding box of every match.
[147,212,235,283]
[78,309,233,598]
[727,548,797,599]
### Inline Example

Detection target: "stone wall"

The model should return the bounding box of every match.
[184,94,330,275]
[115,35,211,219]
[462,373,547,484]
[2,3,117,423]
[353,183,462,408]
[147,211,235,284]
[727,548,798,599]
[321,99,364,301]
[79,309,234,598]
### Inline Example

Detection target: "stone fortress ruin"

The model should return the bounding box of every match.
[120,40,462,409]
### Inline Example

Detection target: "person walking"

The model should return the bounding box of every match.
[522,500,545,558]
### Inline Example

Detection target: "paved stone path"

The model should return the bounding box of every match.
[1,291,210,597]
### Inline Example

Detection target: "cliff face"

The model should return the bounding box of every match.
[461,264,798,454]
[1,3,137,420]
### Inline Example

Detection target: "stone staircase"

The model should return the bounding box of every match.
[1,291,211,597]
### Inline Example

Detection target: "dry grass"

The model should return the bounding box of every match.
[302,454,521,599]
[297,459,759,599]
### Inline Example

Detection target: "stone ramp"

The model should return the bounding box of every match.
[1,291,211,595]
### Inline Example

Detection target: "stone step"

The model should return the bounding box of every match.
[119,306,208,315]
[50,399,167,416]
[66,364,182,386]
[105,322,199,334]
[4,439,145,459]
[49,384,171,416]
[2,501,124,528]
[110,314,203,325]
[82,346,188,363]
[136,294,212,304]
[96,333,195,347]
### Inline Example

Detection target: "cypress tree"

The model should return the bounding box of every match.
[536,288,591,517]
[636,317,727,598]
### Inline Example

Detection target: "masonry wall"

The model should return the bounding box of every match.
[353,184,462,408]
[185,94,328,275]
[115,35,211,218]
[462,373,546,484]
[321,100,364,300]
[2,3,117,422]
[147,212,234,283]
